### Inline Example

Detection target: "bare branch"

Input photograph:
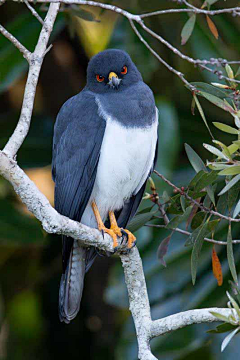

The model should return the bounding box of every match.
[154,170,240,223]
[129,20,194,90]
[151,308,234,338]
[3,3,60,158]
[24,0,46,27]
[145,224,240,245]
[182,0,240,17]
[0,24,31,62]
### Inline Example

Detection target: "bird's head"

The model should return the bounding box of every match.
[86,49,142,93]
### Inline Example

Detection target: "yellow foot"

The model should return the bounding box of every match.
[121,229,136,249]
[99,225,119,249]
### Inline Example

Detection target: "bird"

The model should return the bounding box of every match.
[52,49,158,323]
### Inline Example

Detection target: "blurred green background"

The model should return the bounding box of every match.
[0,1,240,359]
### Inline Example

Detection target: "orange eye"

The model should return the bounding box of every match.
[96,74,105,82]
[121,66,127,75]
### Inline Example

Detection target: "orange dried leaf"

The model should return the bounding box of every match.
[206,15,219,39]
[212,246,223,286]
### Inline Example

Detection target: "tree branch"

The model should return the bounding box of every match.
[3,3,60,158]
[0,24,31,62]
[0,151,234,358]
[24,0,46,27]
[154,170,240,223]
[151,308,234,338]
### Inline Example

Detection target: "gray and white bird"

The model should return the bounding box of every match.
[52,49,158,323]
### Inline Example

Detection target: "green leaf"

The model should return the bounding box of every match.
[228,178,240,212]
[234,115,240,129]
[207,323,237,334]
[167,206,193,229]
[226,291,240,319]
[181,13,196,45]
[191,82,231,99]
[233,199,240,218]
[209,311,230,323]
[219,166,240,176]
[200,92,236,114]
[218,175,240,195]
[185,144,206,173]
[191,221,210,284]
[228,143,239,155]
[185,144,215,205]
[227,225,238,285]
[194,171,218,192]
[194,95,213,137]
[128,211,156,233]
[217,192,227,214]
[191,211,205,230]
[189,170,205,188]
[213,122,239,135]
[207,219,220,232]
[203,143,229,160]
[221,327,240,352]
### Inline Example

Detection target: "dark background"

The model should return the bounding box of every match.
[0,1,240,359]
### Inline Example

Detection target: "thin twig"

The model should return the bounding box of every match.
[145,223,240,245]
[154,170,240,223]
[3,3,60,158]
[24,0,46,27]
[0,24,31,62]
[139,21,240,85]
[140,7,240,18]
[129,20,195,90]
[182,0,240,16]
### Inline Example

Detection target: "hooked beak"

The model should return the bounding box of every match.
[108,72,121,89]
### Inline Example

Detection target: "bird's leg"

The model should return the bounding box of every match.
[91,201,119,249]
[109,211,136,250]
[109,211,122,237]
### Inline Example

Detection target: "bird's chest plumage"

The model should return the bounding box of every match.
[81,115,158,228]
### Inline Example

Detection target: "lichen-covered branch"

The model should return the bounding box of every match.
[0,24,31,61]
[3,3,60,158]
[151,308,234,338]
[1,1,240,359]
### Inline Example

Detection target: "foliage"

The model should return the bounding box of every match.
[0,0,240,359]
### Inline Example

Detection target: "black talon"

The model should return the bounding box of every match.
[120,229,128,246]
[101,229,105,239]
[113,246,119,254]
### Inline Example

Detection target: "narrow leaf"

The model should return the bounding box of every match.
[185,144,206,172]
[128,211,156,232]
[203,143,229,160]
[213,122,239,135]
[212,246,223,286]
[221,327,240,352]
[200,92,235,114]
[234,115,240,129]
[233,199,240,218]
[210,311,230,322]
[227,224,238,285]
[167,206,193,229]
[226,291,240,319]
[219,166,240,176]
[206,0,219,5]
[191,221,210,284]
[181,13,196,45]
[194,95,213,137]
[157,234,172,267]
[191,82,231,99]
[206,15,219,39]
[219,175,240,195]
[208,323,237,334]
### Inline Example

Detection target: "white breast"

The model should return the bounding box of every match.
[81,108,158,228]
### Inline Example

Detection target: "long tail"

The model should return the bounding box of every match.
[59,240,86,323]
